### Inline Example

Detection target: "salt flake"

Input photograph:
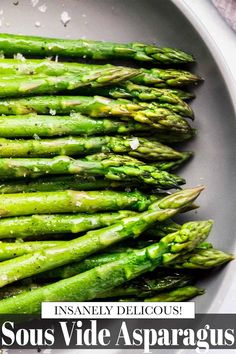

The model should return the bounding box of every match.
[49,109,56,116]
[33,133,41,140]
[129,137,140,150]
[14,53,26,61]
[61,11,71,26]
[38,3,47,13]
[31,0,39,7]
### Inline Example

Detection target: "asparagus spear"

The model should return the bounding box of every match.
[144,286,204,302]
[83,151,191,173]
[153,152,193,171]
[96,270,194,299]
[0,33,195,64]
[84,151,189,173]
[0,96,192,133]
[0,176,125,194]
[36,239,216,282]
[0,66,138,97]
[0,270,193,299]
[0,218,210,313]
[76,83,194,117]
[145,220,181,239]
[0,152,190,194]
[0,136,184,160]
[0,190,156,217]
[167,247,234,269]
[0,59,201,87]
[0,113,152,138]
[171,89,195,101]
[0,114,194,142]
[0,155,185,188]
[0,210,137,240]
[141,130,195,144]
[35,234,212,281]
[0,151,191,194]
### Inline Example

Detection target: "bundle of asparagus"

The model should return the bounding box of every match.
[0,33,230,313]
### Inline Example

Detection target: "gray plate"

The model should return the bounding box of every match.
[0,0,235,327]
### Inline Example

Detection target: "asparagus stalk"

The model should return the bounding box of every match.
[0,155,185,188]
[76,83,194,118]
[0,156,188,194]
[144,286,204,302]
[113,239,231,271]
[0,33,195,64]
[84,151,189,173]
[37,238,216,282]
[0,218,210,313]
[141,130,195,144]
[145,220,181,239]
[0,176,125,194]
[0,66,139,97]
[0,114,194,142]
[0,113,152,138]
[0,96,192,133]
[167,247,234,269]
[171,89,195,101]
[113,242,232,271]
[0,152,191,194]
[153,152,193,171]
[0,270,193,299]
[132,67,201,87]
[0,136,185,160]
[0,189,156,217]
[96,270,194,299]
[0,210,137,240]
[0,59,201,87]
[0,187,204,289]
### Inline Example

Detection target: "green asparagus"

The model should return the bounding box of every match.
[170,89,195,101]
[132,67,201,87]
[145,220,181,239]
[0,217,210,313]
[0,210,137,240]
[152,152,193,171]
[0,176,125,194]
[167,247,234,269]
[95,270,194,299]
[0,113,152,138]
[0,113,194,142]
[77,83,194,117]
[35,269,195,300]
[0,33,195,64]
[144,286,204,302]
[0,96,192,133]
[141,129,195,143]
[37,229,214,282]
[0,189,157,217]
[84,151,193,174]
[0,136,185,160]
[0,59,201,87]
[0,66,138,97]
[0,155,185,188]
